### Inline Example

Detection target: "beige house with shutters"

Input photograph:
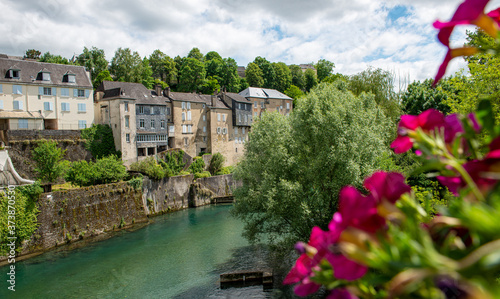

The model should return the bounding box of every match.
[0,55,94,132]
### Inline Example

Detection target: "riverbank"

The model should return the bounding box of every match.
[0,174,239,265]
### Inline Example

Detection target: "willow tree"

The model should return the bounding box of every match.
[232,83,394,249]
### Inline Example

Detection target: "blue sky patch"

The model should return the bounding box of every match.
[387,5,412,25]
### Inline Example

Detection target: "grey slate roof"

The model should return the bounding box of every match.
[99,81,169,105]
[168,92,210,104]
[239,87,292,100]
[0,57,92,88]
[224,92,250,103]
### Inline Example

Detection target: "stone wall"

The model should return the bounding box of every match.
[26,182,146,253]
[189,174,240,207]
[6,130,83,142]
[142,174,194,215]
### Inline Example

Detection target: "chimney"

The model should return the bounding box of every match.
[165,87,171,98]
[211,94,216,107]
[155,84,162,97]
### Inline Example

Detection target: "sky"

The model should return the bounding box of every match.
[2,0,500,87]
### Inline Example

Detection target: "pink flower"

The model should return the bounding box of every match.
[391,109,445,154]
[327,288,359,299]
[432,0,499,85]
[335,187,385,233]
[363,172,412,204]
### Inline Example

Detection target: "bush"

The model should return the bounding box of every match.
[130,157,167,180]
[188,156,205,174]
[208,153,225,175]
[160,150,186,176]
[215,166,234,176]
[194,171,211,179]
[178,171,191,176]
[81,124,120,159]
[31,139,66,184]
[127,175,143,190]
[65,156,127,187]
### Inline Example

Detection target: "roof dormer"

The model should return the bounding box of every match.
[5,68,20,79]
[37,69,51,81]
[62,72,76,83]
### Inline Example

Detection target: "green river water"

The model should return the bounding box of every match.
[0,205,296,299]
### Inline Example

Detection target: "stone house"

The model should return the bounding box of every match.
[239,87,293,119]
[0,54,94,132]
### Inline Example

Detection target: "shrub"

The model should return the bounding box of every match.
[194,171,211,179]
[208,153,225,175]
[130,157,166,180]
[81,124,120,159]
[31,139,66,184]
[160,150,186,176]
[188,156,205,174]
[178,171,191,176]
[127,175,143,190]
[65,156,127,187]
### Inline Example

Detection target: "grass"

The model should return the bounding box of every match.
[52,182,79,191]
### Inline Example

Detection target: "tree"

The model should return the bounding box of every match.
[39,52,73,65]
[93,70,113,88]
[204,51,222,62]
[289,64,306,90]
[232,83,394,248]
[81,124,120,159]
[304,68,317,92]
[245,62,264,87]
[284,85,304,100]
[200,76,221,94]
[315,59,335,82]
[32,140,66,188]
[76,46,109,89]
[348,67,401,121]
[401,79,451,115]
[208,153,225,175]
[272,62,292,92]
[24,49,41,59]
[149,49,177,85]
[220,58,240,92]
[187,47,203,61]
[253,56,276,89]
[178,57,206,92]
[109,48,152,86]
[65,156,127,187]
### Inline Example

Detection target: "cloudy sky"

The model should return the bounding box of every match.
[2,0,500,85]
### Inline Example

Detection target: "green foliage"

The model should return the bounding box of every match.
[39,52,74,65]
[76,46,109,89]
[315,59,335,82]
[253,56,276,89]
[0,188,39,254]
[245,62,264,87]
[187,47,203,61]
[130,157,167,180]
[304,68,318,92]
[272,62,292,92]
[215,166,232,176]
[401,79,451,115]
[127,175,143,190]
[208,153,225,175]
[16,181,43,204]
[179,171,191,176]
[65,156,127,187]
[32,140,66,184]
[188,156,205,174]
[93,70,113,90]
[179,57,206,92]
[24,49,41,59]
[149,49,177,84]
[81,124,120,159]
[289,64,306,90]
[109,48,153,86]
[194,171,212,179]
[160,150,186,176]
[232,83,394,249]
[284,85,304,100]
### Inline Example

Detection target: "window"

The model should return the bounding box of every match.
[202,104,206,109]
[0,100,4,110]
[239,137,242,144]
[242,128,246,134]
[187,111,191,121]
[223,128,227,135]
[239,114,241,123]
[160,106,165,114]
[43,87,52,96]
[254,112,257,117]
[203,126,206,133]
[245,115,248,123]
[235,127,238,134]
[125,116,130,128]
[126,134,130,143]
[238,103,241,109]
[166,107,171,115]
[217,127,221,134]
[0,84,2,94]
[61,88,69,97]
[74,89,85,97]
[182,102,186,109]
[161,120,165,129]
[13,85,22,95]
[18,119,28,129]
[140,119,145,128]
[13,100,23,110]
[150,106,154,114]
[222,114,226,122]
[151,120,155,129]
[261,102,264,108]
[187,102,191,110]
[66,74,76,83]
[44,102,54,111]
[286,102,290,110]
[280,105,283,111]
[139,106,144,114]
[169,126,175,133]
[7,69,20,79]
[124,102,129,112]
[41,72,51,81]
[78,103,86,112]
[182,125,187,133]
[217,113,221,121]
[254,101,257,108]
[78,120,87,129]
[182,112,186,121]
[203,137,207,142]
[184,137,188,146]
[187,125,192,133]
[203,115,206,121]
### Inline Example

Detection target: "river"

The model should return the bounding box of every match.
[0,204,298,298]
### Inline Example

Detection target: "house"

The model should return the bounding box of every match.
[0,54,94,131]
[239,87,293,118]
[94,81,171,165]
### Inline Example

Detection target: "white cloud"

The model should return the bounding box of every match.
[1,0,500,82]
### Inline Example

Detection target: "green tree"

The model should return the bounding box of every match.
[220,58,240,92]
[253,56,276,89]
[76,46,109,89]
[232,83,393,248]
[32,140,66,186]
[315,59,335,82]
[204,51,222,62]
[179,57,206,92]
[401,79,451,115]
[208,153,225,175]
[272,62,292,92]
[188,156,206,174]
[94,70,113,88]
[65,156,127,187]
[39,52,73,65]
[81,124,120,159]
[24,49,41,59]
[304,68,317,92]
[348,67,401,121]
[201,76,221,94]
[187,47,204,61]
[245,62,264,87]
[109,48,152,86]
[289,64,306,90]
[284,85,304,100]
[149,49,177,85]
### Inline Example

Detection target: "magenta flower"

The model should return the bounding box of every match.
[283,254,321,296]
[391,109,445,154]
[363,172,412,204]
[327,288,359,299]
